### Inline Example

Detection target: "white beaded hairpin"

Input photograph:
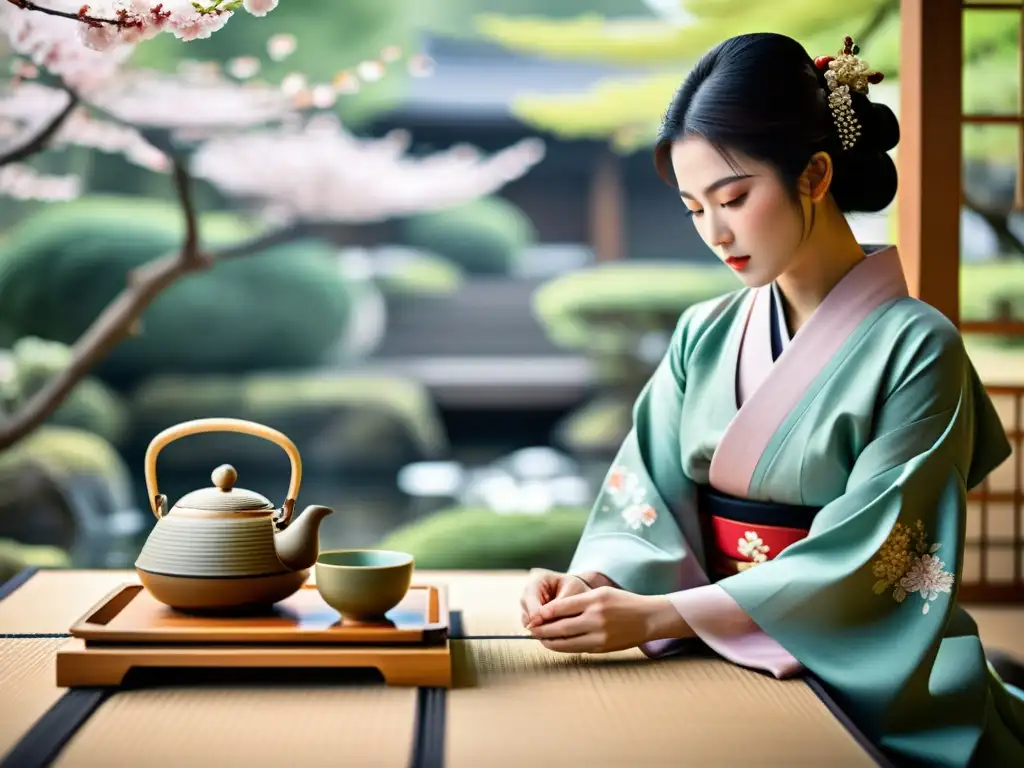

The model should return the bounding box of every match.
[814,36,884,151]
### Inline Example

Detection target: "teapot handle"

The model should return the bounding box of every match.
[144,418,303,525]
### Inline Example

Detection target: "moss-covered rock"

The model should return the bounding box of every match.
[402,196,535,276]
[0,196,355,387]
[375,506,589,570]
[127,371,449,472]
[0,426,133,552]
[0,336,129,445]
[0,425,133,501]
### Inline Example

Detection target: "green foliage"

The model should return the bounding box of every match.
[475,1,884,65]
[0,539,70,582]
[402,197,536,275]
[0,337,130,445]
[0,197,355,385]
[961,260,1024,327]
[128,372,449,470]
[375,252,465,296]
[533,262,738,349]
[554,395,634,457]
[0,426,132,492]
[480,2,1021,153]
[426,0,652,37]
[375,507,590,570]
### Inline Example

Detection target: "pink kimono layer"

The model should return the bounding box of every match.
[640,247,909,679]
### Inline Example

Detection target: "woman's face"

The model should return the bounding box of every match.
[670,136,807,287]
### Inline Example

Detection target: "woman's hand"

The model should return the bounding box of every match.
[526,586,686,653]
[519,569,591,628]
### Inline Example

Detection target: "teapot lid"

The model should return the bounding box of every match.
[173,464,276,512]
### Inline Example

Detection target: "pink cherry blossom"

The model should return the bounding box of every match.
[0,163,80,201]
[170,9,233,42]
[0,1,135,94]
[88,68,293,133]
[243,0,279,17]
[267,33,297,61]
[0,82,169,173]
[190,115,546,223]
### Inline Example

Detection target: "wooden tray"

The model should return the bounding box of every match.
[55,636,452,688]
[68,583,449,646]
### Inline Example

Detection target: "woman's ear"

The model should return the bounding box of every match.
[800,151,833,204]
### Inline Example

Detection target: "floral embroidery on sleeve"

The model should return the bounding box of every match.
[602,465,658,531]
[870,520,954,615]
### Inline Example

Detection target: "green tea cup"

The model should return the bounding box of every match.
[314,549,414,621]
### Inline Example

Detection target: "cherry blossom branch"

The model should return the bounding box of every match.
[3,0,115,26]
[0,153,321,450]
[0,87,79,167]
[0,152,211,450]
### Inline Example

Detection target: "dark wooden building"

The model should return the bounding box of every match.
[365,32,716,266]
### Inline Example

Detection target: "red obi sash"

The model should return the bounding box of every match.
[696,485,821,579]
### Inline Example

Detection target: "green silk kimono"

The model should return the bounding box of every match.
[567,246,1024,766]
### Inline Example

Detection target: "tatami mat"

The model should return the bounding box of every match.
[446,639,878,767]
[0,638,69,759]
[51,683,416,767]
[0,570,138,634]
[429,571,529,637]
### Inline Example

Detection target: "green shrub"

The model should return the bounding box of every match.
[375,251,465,295]
[0,337,129,445]
[961,261,1024,334]
[402,196,535,276]
[553,395,633,458]
[127,371,448,471]
[533,261,739,351]
[375,506,589,570]
[0,196,355,385]
[0,539,70,582]
[0,425,133,505]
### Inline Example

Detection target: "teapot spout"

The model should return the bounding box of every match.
[274,504,334,572]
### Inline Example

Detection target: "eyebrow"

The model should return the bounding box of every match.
[679,174,754,200]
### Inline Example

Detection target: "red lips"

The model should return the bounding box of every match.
[724,256,750,271]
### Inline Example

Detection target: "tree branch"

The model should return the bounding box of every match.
[963,192,1024,259]
[4,0,117,26]
[171,155,201,263]
[0,153,215,451]
[0,88,79,168]
[0,159,328,450]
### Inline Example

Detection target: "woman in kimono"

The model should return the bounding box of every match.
[520,32,1024,766]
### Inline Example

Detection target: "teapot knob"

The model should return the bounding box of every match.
[212,464,238,491]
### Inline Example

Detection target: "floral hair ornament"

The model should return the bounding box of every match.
[814,36,884,150]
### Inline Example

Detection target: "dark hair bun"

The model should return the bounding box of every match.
[829,147,897,213]
[850,92,900,153]
[827,93,899,213]
[653,32,901,213]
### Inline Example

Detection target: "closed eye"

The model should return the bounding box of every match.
[683,192,747,219]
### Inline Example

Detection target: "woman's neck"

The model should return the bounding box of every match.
[774,214,866,334]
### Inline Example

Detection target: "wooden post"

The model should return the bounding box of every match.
[897,0,962,325]
[589,145,625,262]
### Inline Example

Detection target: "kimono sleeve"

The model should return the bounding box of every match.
[566,307,710,597]
[715,322,1018,766]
